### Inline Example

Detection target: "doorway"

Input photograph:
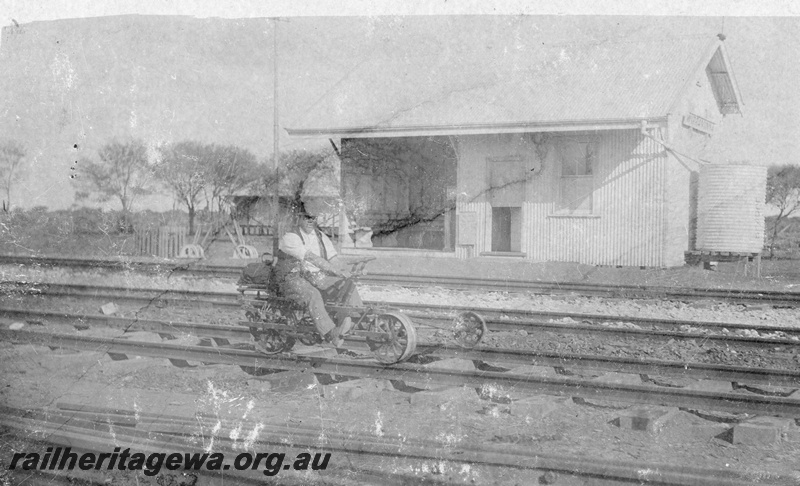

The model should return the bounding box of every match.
[491,206,521,252]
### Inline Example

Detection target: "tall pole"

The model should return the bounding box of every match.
[330,139,347,251]
[272,18,280,235]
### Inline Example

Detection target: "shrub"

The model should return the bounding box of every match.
[71,207,112,235]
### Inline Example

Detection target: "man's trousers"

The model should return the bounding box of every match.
[280,273,363,337]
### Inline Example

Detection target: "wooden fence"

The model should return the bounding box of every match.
[238,224,273,236]
[134,226,187,258]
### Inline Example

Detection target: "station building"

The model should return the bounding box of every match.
[287,34,743,267]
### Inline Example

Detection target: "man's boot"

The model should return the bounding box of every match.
[325,327,344,348]
[339,317,355,336]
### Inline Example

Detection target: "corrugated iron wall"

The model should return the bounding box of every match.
[524,130,667,266]
[455,130,673,266]
[661,145,694,266]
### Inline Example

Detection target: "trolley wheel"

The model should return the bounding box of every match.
[452,311,487,348]
[251,328,295,354]
[366,312,417,364]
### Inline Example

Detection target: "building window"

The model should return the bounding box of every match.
[557,138,596,213]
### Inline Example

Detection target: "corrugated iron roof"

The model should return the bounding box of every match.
[287,32,739,136]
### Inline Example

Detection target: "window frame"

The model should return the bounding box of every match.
[553,135,598,216]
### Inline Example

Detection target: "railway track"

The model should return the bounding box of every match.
[4,258,799,484]
[3,307,800,388]
[6,281,800,347]
[1,405,772,486]
[3,321,800,417]
[3,254,800,305]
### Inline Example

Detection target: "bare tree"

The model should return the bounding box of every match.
[262,150,332,202]
[766,164,800,256]
[154,141,209,234]
[0,140,26,211]
[73,140,153,229]
[203,144,259,213]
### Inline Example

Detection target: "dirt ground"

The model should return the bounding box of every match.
[2,260,800,485]
[3,336,799,485]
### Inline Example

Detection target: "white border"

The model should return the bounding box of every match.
[1,0,799,24]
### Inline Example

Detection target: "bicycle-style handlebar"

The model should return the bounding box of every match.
[347,257,376,277]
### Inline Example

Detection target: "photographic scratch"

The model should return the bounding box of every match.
[374,411,384,437]
[242,423,264,451]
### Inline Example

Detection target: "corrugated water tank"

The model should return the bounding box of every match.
[696,163,766,253]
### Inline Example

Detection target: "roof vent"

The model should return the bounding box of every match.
[717,33,726,41]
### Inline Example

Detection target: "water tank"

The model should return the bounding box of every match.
[696,163,766,253]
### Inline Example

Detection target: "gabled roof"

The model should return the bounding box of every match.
[287,34,742,138]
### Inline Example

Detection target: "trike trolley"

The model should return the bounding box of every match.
[237,259,417,364]
[236,258,488,363]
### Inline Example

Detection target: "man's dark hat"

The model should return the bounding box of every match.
[292,198,313,219]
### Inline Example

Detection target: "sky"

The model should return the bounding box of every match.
[1,1,799,211]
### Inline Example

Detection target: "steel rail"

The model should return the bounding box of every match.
[1,280,236,305]
[3,254,800,305]
[436,347,800,388]
[472,318,800,347]
[22,300,800,351]
[0,413,320,486]
[3,468,266,486]
[2,307,799,387]
[360,273,800,306]
[6,281,800,342]
[384,301,800,337]
[0,407,770,486]
[0,307,250,339]
[0,254,237,277]
[3,328,800,417]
